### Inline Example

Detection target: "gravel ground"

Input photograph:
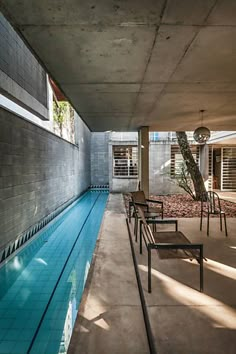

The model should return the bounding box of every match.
[124,193,236,218]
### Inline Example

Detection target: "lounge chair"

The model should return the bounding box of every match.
[131,201,165,241]
[137,206,204,293]
[129,190,164,221]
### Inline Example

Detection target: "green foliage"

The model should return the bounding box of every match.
[176,131,206,201]
[53,101,68,125]
[174,162,196,200]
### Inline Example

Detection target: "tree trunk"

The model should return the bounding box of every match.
[176,131,206,200]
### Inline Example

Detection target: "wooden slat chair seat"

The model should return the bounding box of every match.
[137,206,204,293]
[153,231,200,259]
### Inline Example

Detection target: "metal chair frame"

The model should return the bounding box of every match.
[200,191,228,237]
[131,201,159,242]
[128,191,164,240]
[130,191,164,219]
[138,206,204,293]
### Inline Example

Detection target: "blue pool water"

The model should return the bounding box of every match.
[0,190,108,354]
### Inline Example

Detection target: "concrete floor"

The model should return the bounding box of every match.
[135,217,236,354]
[217,191,236,204]
[68,194,149,354]
[69,194,236,354]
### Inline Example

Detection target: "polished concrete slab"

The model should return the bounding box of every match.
[217,191,236,204]
[133,217,236,354]
[69,194,236,354]
[68,194,149,354]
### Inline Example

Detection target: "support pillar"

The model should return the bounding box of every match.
[138,127,149,197]
[199,144,209,190]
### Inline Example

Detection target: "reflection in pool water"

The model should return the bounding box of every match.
[0,191,108,354]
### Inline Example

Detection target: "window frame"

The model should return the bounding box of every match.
[113,145,138,178]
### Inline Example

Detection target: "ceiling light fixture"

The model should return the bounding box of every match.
[193,109,211,144]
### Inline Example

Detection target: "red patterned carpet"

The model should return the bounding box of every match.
[124,193,236,218]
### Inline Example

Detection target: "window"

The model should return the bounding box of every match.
[149,132,159,141]
[171,145,199,177]
[113,146,138,177]
[222,147,236,190]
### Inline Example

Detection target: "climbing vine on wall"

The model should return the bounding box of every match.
[53,101,75,143]
[53,101,67,137]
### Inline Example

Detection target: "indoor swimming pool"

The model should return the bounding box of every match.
[0,190,108,354]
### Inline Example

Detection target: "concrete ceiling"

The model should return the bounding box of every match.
[1,0,236,131]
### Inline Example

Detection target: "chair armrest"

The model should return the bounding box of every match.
[134,202,148,207]
[134,202,148,211]
[146,219,177,225]
[146,199,163,206]
[146,219,178,231]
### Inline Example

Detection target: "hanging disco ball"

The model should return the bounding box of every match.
[193,126,211,144]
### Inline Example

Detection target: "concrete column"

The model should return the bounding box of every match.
[138,130,142,189]
[138,127,149,197]
[199,144,209,190]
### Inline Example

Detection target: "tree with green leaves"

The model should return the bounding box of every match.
[53,101,68,137]
[176,131,206,201]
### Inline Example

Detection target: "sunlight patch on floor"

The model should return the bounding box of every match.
[82,294,107,321]
[139,265,236,329]
[183,258,236,281]
[94,318,110,331]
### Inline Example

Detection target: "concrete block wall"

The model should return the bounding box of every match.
[76,114,91,192]
[109,141,182,194]
[149,143,182,195]
[110,178,138,193]
[90,132,109,185]
[0,13,48,120]
[0,107,91,249]
[90,132,182,195]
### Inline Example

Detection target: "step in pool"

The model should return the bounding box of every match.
[0,190,108,354]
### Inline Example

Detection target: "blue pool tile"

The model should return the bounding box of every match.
[33,301,47,310]
[3,329,21,341]
[11,320,25,330]
[0,341,15,354]
[11,341,30,354]
[34,329,50,342]
[16,312,30,320]
[23,318,40,330]
[3,294,16,302]
[0,319,14,329]
[49,330,63,342]
[39,293,50,301]
[0,301,11,309]
[0,191,108,354]
[0,329,7,341]
[44,340,61,354]
[17,329,35,341]
[1,311,15,320]
[29,340,48,354]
